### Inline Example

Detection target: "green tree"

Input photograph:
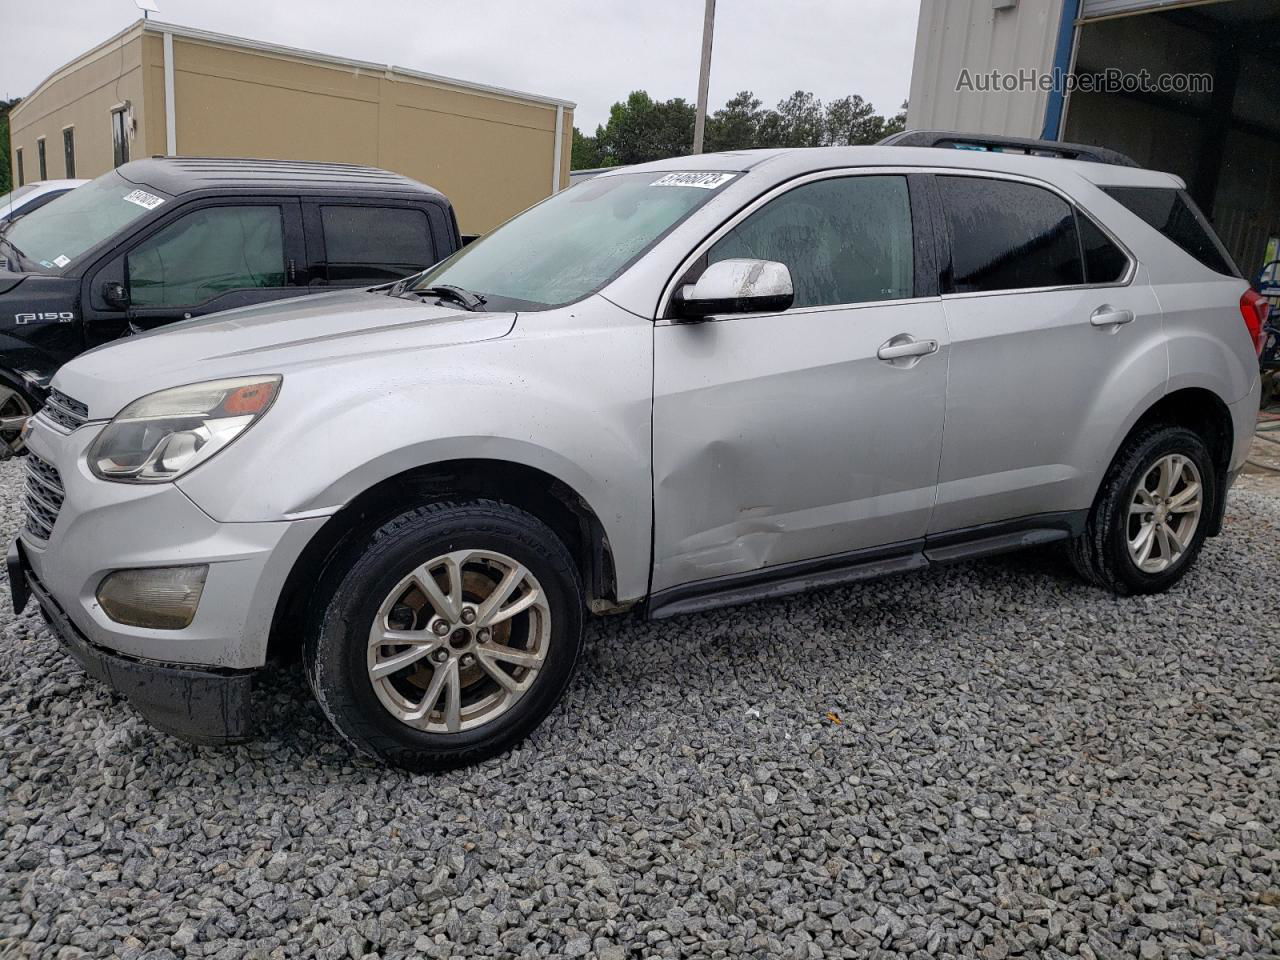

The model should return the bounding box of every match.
[0,97,18,195]
[822,94,883,146]
[705,90,763,153]
[594,91,695,166]
[571,127,606,169]
[882,101,909,140]
[756,91,826,148]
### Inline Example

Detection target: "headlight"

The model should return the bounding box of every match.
[88,376,281,483]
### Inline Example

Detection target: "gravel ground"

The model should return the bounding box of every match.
[1,457,1277,960]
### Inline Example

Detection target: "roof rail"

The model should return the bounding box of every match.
[879,129,1140,168]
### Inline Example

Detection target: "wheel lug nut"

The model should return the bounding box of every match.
[433,649,448,663]
[476,628,490,643]
[460,654,475,667]
[432,620,450,637]
[460,607,477,625]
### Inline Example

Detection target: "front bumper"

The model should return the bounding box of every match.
[21,419,327,669]
[11,539,255,743]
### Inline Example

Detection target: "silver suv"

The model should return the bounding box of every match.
[11,145,1264,770]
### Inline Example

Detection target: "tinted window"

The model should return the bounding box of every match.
[128,206,285,308]
[1101,186,1238,278]
[37,139,47,180]
[939,177,1083,293]
[320,206,433,284]
[112,109,129,167]
[706,176,914,308]
[1078,214,1128,284]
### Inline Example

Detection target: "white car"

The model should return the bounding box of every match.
[0,179,87,226]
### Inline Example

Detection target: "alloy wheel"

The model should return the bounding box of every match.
[366,549,551,733]
[0,386,32,453]
[1127,453,1203,574]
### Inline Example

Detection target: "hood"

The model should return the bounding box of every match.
[53,288,517,419]
[0,271,31,296]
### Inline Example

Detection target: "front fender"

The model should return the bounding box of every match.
[176,299,656,600]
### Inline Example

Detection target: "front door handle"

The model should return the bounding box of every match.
[1090,306,1135,327]
[877,335,939,363]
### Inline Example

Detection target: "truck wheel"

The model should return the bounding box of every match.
[0,378,35,454]
[1068,424,1216,595]
[303,500,584,771]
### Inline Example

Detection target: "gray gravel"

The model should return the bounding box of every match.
[1,456,1277,959]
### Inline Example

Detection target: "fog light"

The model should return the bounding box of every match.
[96,565,208,629]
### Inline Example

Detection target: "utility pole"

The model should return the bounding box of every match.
[692,0,716,154]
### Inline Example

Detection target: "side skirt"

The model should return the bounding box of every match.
[644,510,1087,621]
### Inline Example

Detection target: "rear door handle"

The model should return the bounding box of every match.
[1090,306,1134,327]
[877,335,939,362]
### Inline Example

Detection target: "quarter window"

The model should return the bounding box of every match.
[1078,214,1128,284]
[1101,186,1238,278]
[319,205,434,284]
[938,176,1083,293]
[127,206,286,308]
[706,175,914,308]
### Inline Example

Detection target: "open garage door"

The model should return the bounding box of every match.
[1063,0,1280,279]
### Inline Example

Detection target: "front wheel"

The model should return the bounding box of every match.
[304,500,584,771]
[1068,425,1216,595]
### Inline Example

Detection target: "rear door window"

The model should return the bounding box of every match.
[319,205,434,284]
[128,205,286,308]
[938,176,1083,293]
[1101,186,1239,278]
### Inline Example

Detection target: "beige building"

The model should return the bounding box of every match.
[9,20,575,234]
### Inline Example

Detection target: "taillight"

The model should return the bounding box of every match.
[1241,288,1269,356]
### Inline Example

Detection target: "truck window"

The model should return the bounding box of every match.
[128,206,286,308]
[320,205,434,284]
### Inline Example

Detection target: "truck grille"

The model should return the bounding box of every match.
[24,453,65,541]
[40,389,89,431]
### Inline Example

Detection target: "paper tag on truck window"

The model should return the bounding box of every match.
[123,189,165,210]
[52,255,70,268]
[650,172,736,190]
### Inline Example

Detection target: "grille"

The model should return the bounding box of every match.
[24,453,64,541]
[40,389,89,432]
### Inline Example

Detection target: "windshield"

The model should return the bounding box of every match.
[409,170,737,309]
[6,171,168,273]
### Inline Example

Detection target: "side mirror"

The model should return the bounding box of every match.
[674,258,794,321]
[102,280,129,309]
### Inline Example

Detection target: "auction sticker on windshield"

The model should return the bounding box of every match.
[650,172,736,190]
[123,189,166,210]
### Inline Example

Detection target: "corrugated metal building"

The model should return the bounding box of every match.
[907,0,1280,276]
[8,20,576,234]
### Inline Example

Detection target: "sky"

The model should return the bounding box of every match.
[2,0,920,132]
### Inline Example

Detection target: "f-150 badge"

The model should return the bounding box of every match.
[14,312,75,325]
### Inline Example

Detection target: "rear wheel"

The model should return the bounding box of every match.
[303,500,584,771]
[1069,425,1216,595]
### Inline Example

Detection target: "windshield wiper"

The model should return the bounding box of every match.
[403,283,487,311]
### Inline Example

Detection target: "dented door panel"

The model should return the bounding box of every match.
[651,300,949,594]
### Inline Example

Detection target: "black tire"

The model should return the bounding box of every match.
[1068,424,1217,595]
[303,499,584,771]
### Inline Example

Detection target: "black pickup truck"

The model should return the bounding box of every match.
[0,156,462,450]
